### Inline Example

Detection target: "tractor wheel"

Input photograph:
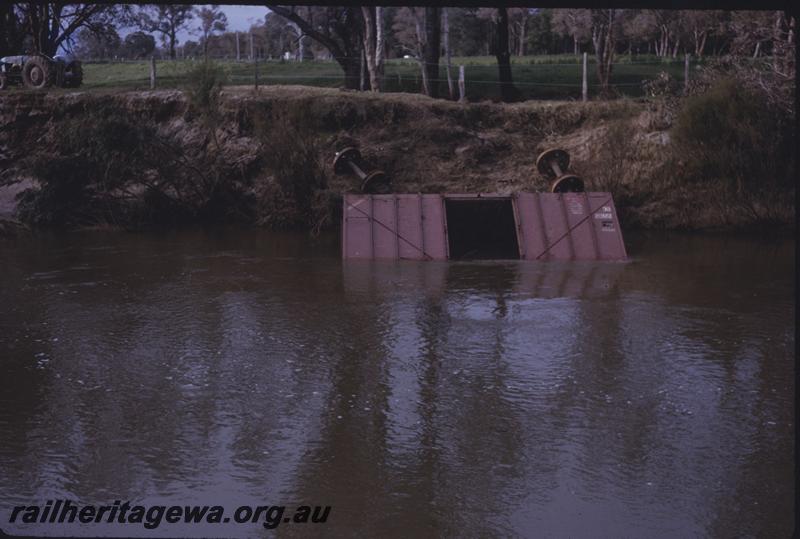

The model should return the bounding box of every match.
[64,61,83,88]
[22,56,53,89]
[0,74,7,90]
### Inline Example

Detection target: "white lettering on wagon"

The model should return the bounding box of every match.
[568,200,584,215]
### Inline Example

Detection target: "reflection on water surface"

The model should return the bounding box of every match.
[0,230,794,537]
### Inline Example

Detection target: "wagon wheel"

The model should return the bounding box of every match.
[536,148,571,179]
[551,174,585,193]
[22,56,53,89]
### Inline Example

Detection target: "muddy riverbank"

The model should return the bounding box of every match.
[0,86,794,233]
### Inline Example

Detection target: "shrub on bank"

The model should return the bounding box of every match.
[670,77,794,225]
[14,107,255,228]
[253,106,328,230]
[16,113,157,227]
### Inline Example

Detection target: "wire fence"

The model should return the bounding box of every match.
[76,54,695,101]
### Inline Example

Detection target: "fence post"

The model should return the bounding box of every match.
[582,52,588,102]
[150,55,156,90]
[458,65,466,102]
[684,53,690,94]
[254,56,259,91]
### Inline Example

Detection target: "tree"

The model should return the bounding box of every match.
[678,11,724,57]
[182,39,201,59]
[73,25,120,59]
[137,5,194,60]
[644,10,685,57]
[477,7,520,101]
[17,3,119,56]
[508,8,534,56]
[525,9,556,55]
[120,31,155,59]
[494,8,520,101]
[730,10,778,58]
[551,9,591,54]
[197,5,227,60]
[259,12,297,59]
[590,9,622,97]
[445,8,487,57]
[771,11,795,78]
[0,4,23,57]
[422,7,441,98]
[442,8,454,98]
[361,7,384,91]
[267,6,364,90]
[392,7,439,97]
[623,10,656,55]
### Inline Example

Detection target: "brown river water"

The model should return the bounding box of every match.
[0,229,794,538]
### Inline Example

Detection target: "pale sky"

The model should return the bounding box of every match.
[176,5,270,43]
[110,5,271,43]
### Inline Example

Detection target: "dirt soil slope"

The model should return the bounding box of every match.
[0,86,693,230]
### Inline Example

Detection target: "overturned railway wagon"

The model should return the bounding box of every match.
[342,193,627,261]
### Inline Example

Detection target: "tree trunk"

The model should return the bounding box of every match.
[360,6,384,91]
[361,7,378,90]
[495,7,520,102]
[412,9,429,95]
[297,27,305,62]
[375,7,384,86]
[170,29,177,59]
[658,27,669,57]
[694,29,708,57]
[423,7,441,98]
[341,56,360,90]
[443,8,454,99]
[267,4,363,90]
[573,35,578,55]
[593,10,616,98]
[517,20,527,56]
[772,11,793,75]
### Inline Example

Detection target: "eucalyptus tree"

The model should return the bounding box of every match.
[266,5,364,90]
[137,5,194,60]
[15,2,122,56]
[197,5,227,60]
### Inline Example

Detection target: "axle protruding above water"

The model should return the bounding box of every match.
[333,147,391,194]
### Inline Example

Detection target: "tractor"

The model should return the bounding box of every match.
[0,54,83,90]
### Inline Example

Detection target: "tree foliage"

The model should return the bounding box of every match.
[15,3,122,56]
[136,5,194,60]
[197,5,227,59]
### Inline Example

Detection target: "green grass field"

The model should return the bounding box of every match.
[80,54,693,100]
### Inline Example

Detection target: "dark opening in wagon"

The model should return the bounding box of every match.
[444,198,520,260]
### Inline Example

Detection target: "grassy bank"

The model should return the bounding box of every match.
[71,54,692,101]
[0,82,793,234]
